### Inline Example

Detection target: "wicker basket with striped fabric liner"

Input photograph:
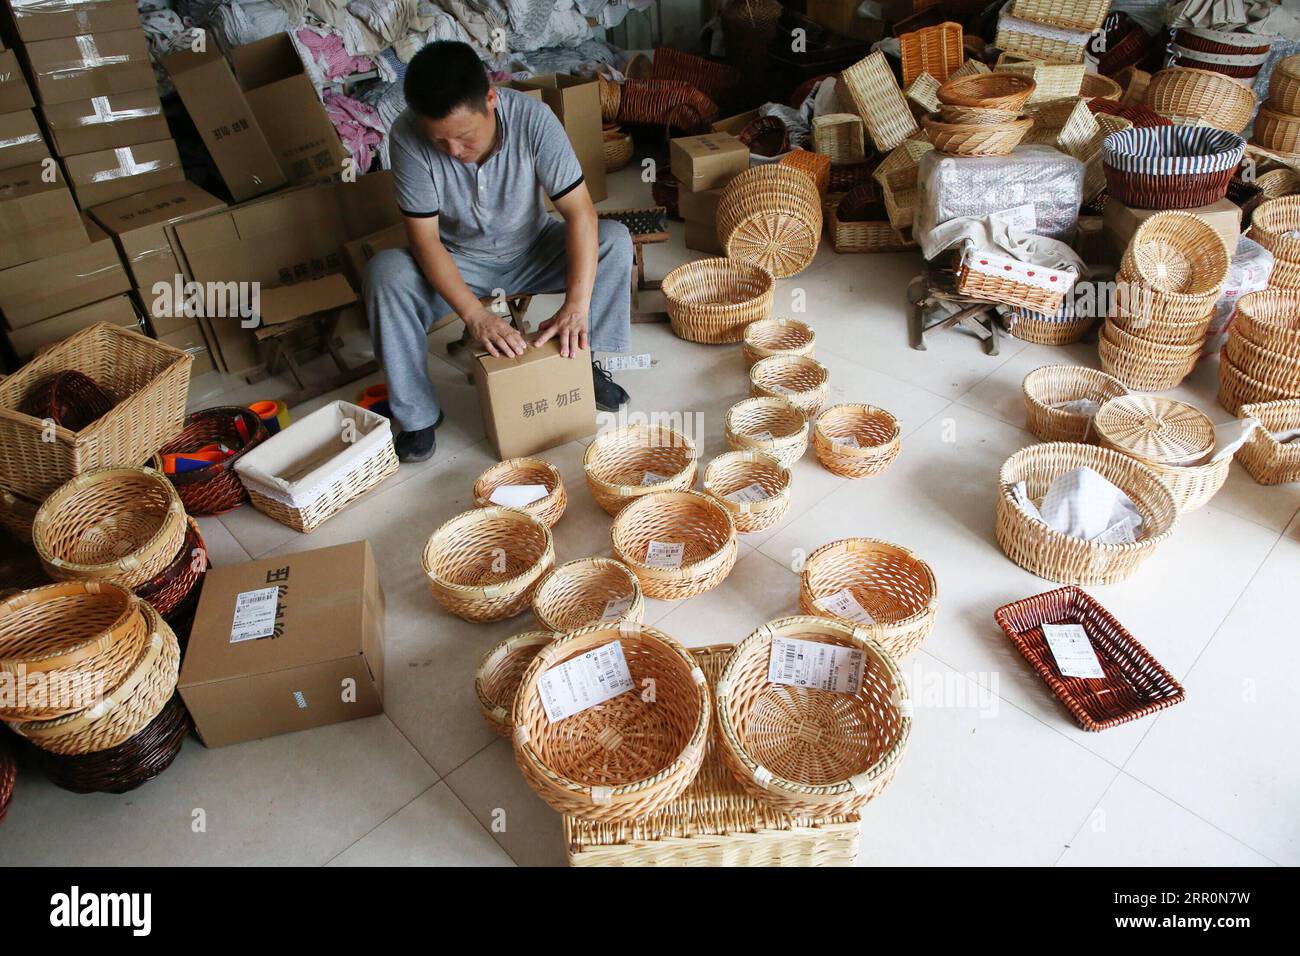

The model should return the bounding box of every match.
[1102,125,1246,210]
[1011,0,1108,32]
[1169,42,1270,81]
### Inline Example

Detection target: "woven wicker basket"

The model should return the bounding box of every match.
[798,537,937,659]
[717,165,822,278]
[583,423,698,515]
[923,115,1032,156]
[1005,307,1096,345]
[828,211,916,253]
[1247,197,1300,287]
[32,467,186,590]
[938,72,1036,111]
[715,615,911,817]
[724,396,810,468]
[598,76,621,123]
[841,51,920,151]
[1232,289,1300,354]
[702,450,791,534]
[749,355,829,419]
[157,406,269,516]
[1103,126,1245,210]
[904,72,942,118]
[662,257,775,344]
[1099,323,1200,391]
[1120,210,1231,298]
[475,630,556,737]
[0,323,191,500]
[1252,104,1300,156]
[0,487,39,544]
[959,253,1069,315]
[1104,318,1205,364]
[1080,73,1123,101]
[1237,399,1300,484]
[938,104,1019,125]
[651,47,740,108]
[532,557,645,633]
[1268,54,1300,114]
[778,148,831,197]
[999,61,1086,104]
[472,457,567,528]
[996,442,1179,585]
[812,113,866,164]
[610,489,737,600]
[812,404,902,478]
[616,79,718,132]
[1254,167,1300,200]
[512,621,710,823]
[1109,303,1215,347]
[1022,366,1128,443]
[0,734,12,822]
[134,517,205,620]
[1218,353,1300,415]
[602,127,634,172]
[1143,67,1256,134]
[996,25,1087,65]
[1223,332,1300,394]
[17,370,115,431]
[421,507,555,622]
[899,21,963,86]
[742,318,816,368]
[1010,0,1107,32]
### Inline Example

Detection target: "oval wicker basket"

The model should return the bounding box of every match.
[1268,54,1300,114]
[937,104,1020,125]
[583,423,698,515]
[1099,322,1201,391]
[714,615,911,817]
[937,72,1035,111]
[717,164,823,278]
[1223,332,1300,394]
[1143,67,1256,134]
[32,467,187,590]
[661,257,775,344]
[610,489,737,600]
[1218,352,1300,415]
[1093,395,1214,467]
[811,403,902,479]
[0,581,149,720]
[157,405,269,516]
[1255,167,1300,200]
[472,457,567,528]
[749,354,829,419]
[1152,456,1232,513]
[511,621,711,823]
[1236,399,1300,485]
[1022,365,1128,443]
[724,396,810,468]
[0,487,39,544]
[742,317,816,368]
[1103,318,1205,364]
[702,450,791,534]
[421,507,555,622]
[134,516,206,620]
[475,630,556,737]
[531,557,645,633]
[996,442,1179,585]
[1120,210,1231,298]
[1252,104,1300,156]
[1232,289,1300,354]
[1006,308,1097,346]
[1103,126,1246,210]
[922,115,1033,156]
[9,602,180,756]
[1113,273,1221,328]
[602,127,634,172]
[799,537,938,659]
[1246,197,1300,288]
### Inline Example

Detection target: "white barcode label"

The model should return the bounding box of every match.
[489,483,549,507]
[230,586,279,643]
[767,383,794,395]
[751,430,775,441]
[642,470,669,486]
[603,353,653,372]
[727,482,770,503]
[1042,623,1105,679]
[600,593,635,622]
[538,641,636,722]
[814,588,877,624]
[293,690,308,709]
[833,435,861,449]
[768,636,865,694]
[645,539,685,568]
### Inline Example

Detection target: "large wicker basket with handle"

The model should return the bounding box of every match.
[421,507,555,622]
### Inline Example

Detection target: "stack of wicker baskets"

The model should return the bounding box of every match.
[1254,55,1300,158]
[925,72,1036,158]
[1101,211,1231,391]
[1170,27,1272,82]
[1218,289,1300,414]
[999,0,1107,64]
[717,165,823,278]
[1246,197,1300,290]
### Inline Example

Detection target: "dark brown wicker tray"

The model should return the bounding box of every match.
[1104,164,1238,211]
[158,405,269,516]
[37,694,191,795]
[994,586,1185,731]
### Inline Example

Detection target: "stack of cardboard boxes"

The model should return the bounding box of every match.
[669,131,749,254]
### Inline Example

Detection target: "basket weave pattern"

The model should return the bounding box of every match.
[610,490,738,600]
[583,424,698,515]
[472,457,567,528]
[532,557,645,633]
[1143,67,1256,134]
[662,257,775,344]
[742,318,816,368]
[475,631,555,737]
[718,165,823,278]
[1237,400,1300,484]
[158,406,269,516]
[749,355,830,419]
[421,507,555,622]
[702,451,791,534]
[812,404,902,478]
[1022,366,1128,443]
[724,397,810,468]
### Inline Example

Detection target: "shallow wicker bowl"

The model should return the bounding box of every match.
[799,537,938,660]
[662,257,775,344]
[1218,353,1300,415]
[937,71,1035,111]
[610,489,738,600]
[702,450,791,534]
[472,457,567,528]
[749,354,829,419]
[475,630,556,737]
[996,442,1179,585]
[922,115,1033,156]
[714,615,911,817]
[812,404,901,479]
[531,557,645,633]
[421,507,555,622]
[937,104,1019,125]
[512,622,711,823]
[724,396,810,469]
[742,318,815,368]
[1022,366,1128,443]
[583,423,698,515]
[1120,210,1230,298]
[1143,66,1256,134]
[717,164,823,278]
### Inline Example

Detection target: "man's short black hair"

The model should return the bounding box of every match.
[404,41,490,119]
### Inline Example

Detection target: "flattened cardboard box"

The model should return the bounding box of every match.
[0,49,35,113]
[24,28,155,105]
[64,137,183,209]
[5,291,137,357]
[0,213,127,327]
[178,540,386,748]
[670,133,748,192]
[0,108,48,170]
[42,87,169,155]
[0,160,86,269]
[91,178,226,289]
[4,0,139,44]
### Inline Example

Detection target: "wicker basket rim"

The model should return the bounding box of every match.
[812,404,902,448]
[421,506,555,596]
[749,354,830,391]
[474,629,557,723]
[702,450,791,504]
[611,489,738,575]
[803,537,939,619]
[0,581,139,672]
[583,423,700,495]
[472,457,563,507]
[160,406,269,485]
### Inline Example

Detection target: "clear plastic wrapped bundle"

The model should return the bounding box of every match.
[1205,236,1274,355]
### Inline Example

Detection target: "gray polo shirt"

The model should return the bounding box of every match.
[389,88,585,261]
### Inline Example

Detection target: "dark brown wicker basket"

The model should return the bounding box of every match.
[616,79,718,131]
[829,162,879,193]
[650,47,741,109]
[1104,164,1238,211]
[837,184,888,222]
[37,694,191,795]
[17,371,116,431]
[134,517,207,620]
[738,115,789,157]
[1228,176,1266,230]
[1097,13,1152,77]
[994,586,1185,731]
[158,405,269,516]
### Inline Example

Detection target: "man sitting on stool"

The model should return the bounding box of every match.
[365,40,633,463]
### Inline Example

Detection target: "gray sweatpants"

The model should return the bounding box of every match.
[364,217,634,432]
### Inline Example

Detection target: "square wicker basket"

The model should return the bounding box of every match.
[563,643,861,866]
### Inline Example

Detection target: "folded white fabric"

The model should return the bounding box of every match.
[1210,418,1262,462]
[1014,467,1145,544]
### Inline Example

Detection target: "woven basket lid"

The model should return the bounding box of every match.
[1093,396,1215,466]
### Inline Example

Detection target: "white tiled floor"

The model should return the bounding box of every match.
[3,167,1296,867]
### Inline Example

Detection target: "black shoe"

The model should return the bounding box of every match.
[592,361,629,412]
[394,411,445,463]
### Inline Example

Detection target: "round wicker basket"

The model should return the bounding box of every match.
[1079,73,1123,100]
[799,537,938,659]
[701,450,792,534]
[475,630,556,737]
[472,457,567,528]
[598,76,621,123]
[937,72,1035,110]
[1022,366,1128,443]
[724,396,810,468]
[1093,395,1215,467]
[922,116,1032,156]
[1252,104,1300,156]
[32,467,187,590]
[421,507,555,622]
[749,354,829,419]
[812,404,901,478]
[531,557,645,633]
[1099,323,1200,391]
[717,165,823,277]
[134,517,206,620]
[17,370,115,431]
[1268,54,1300,113]
[1120,211,1230,298]
[937,104,1019,125]
[714,615,911,817]
[583,423,698,515]
[661,257,775,344]
[1232,289,1300,354]
[602,127,634,172]
[157,405,269,516]
[1247,197,1300,288]
[1103,317,1205,363]
[1143,67,1256,134]
[1236,399,1300,485]
[1109,301,1215,346]
[511,621,711,823]
[1218,352,1300,415]
[1223,332,1300,394]
[610,490,738,600]
[742,317,815,368]
[996,442,1179,585]
[1006,308,1097,346]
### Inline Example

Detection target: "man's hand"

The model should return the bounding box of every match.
[534,301,590,358]
[465,306,528,358]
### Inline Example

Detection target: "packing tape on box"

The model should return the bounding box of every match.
[0,133,40,150]
[41,35,132,79]
[89,146,169,182]
[76,95,162,126]
[10,0,113,12]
